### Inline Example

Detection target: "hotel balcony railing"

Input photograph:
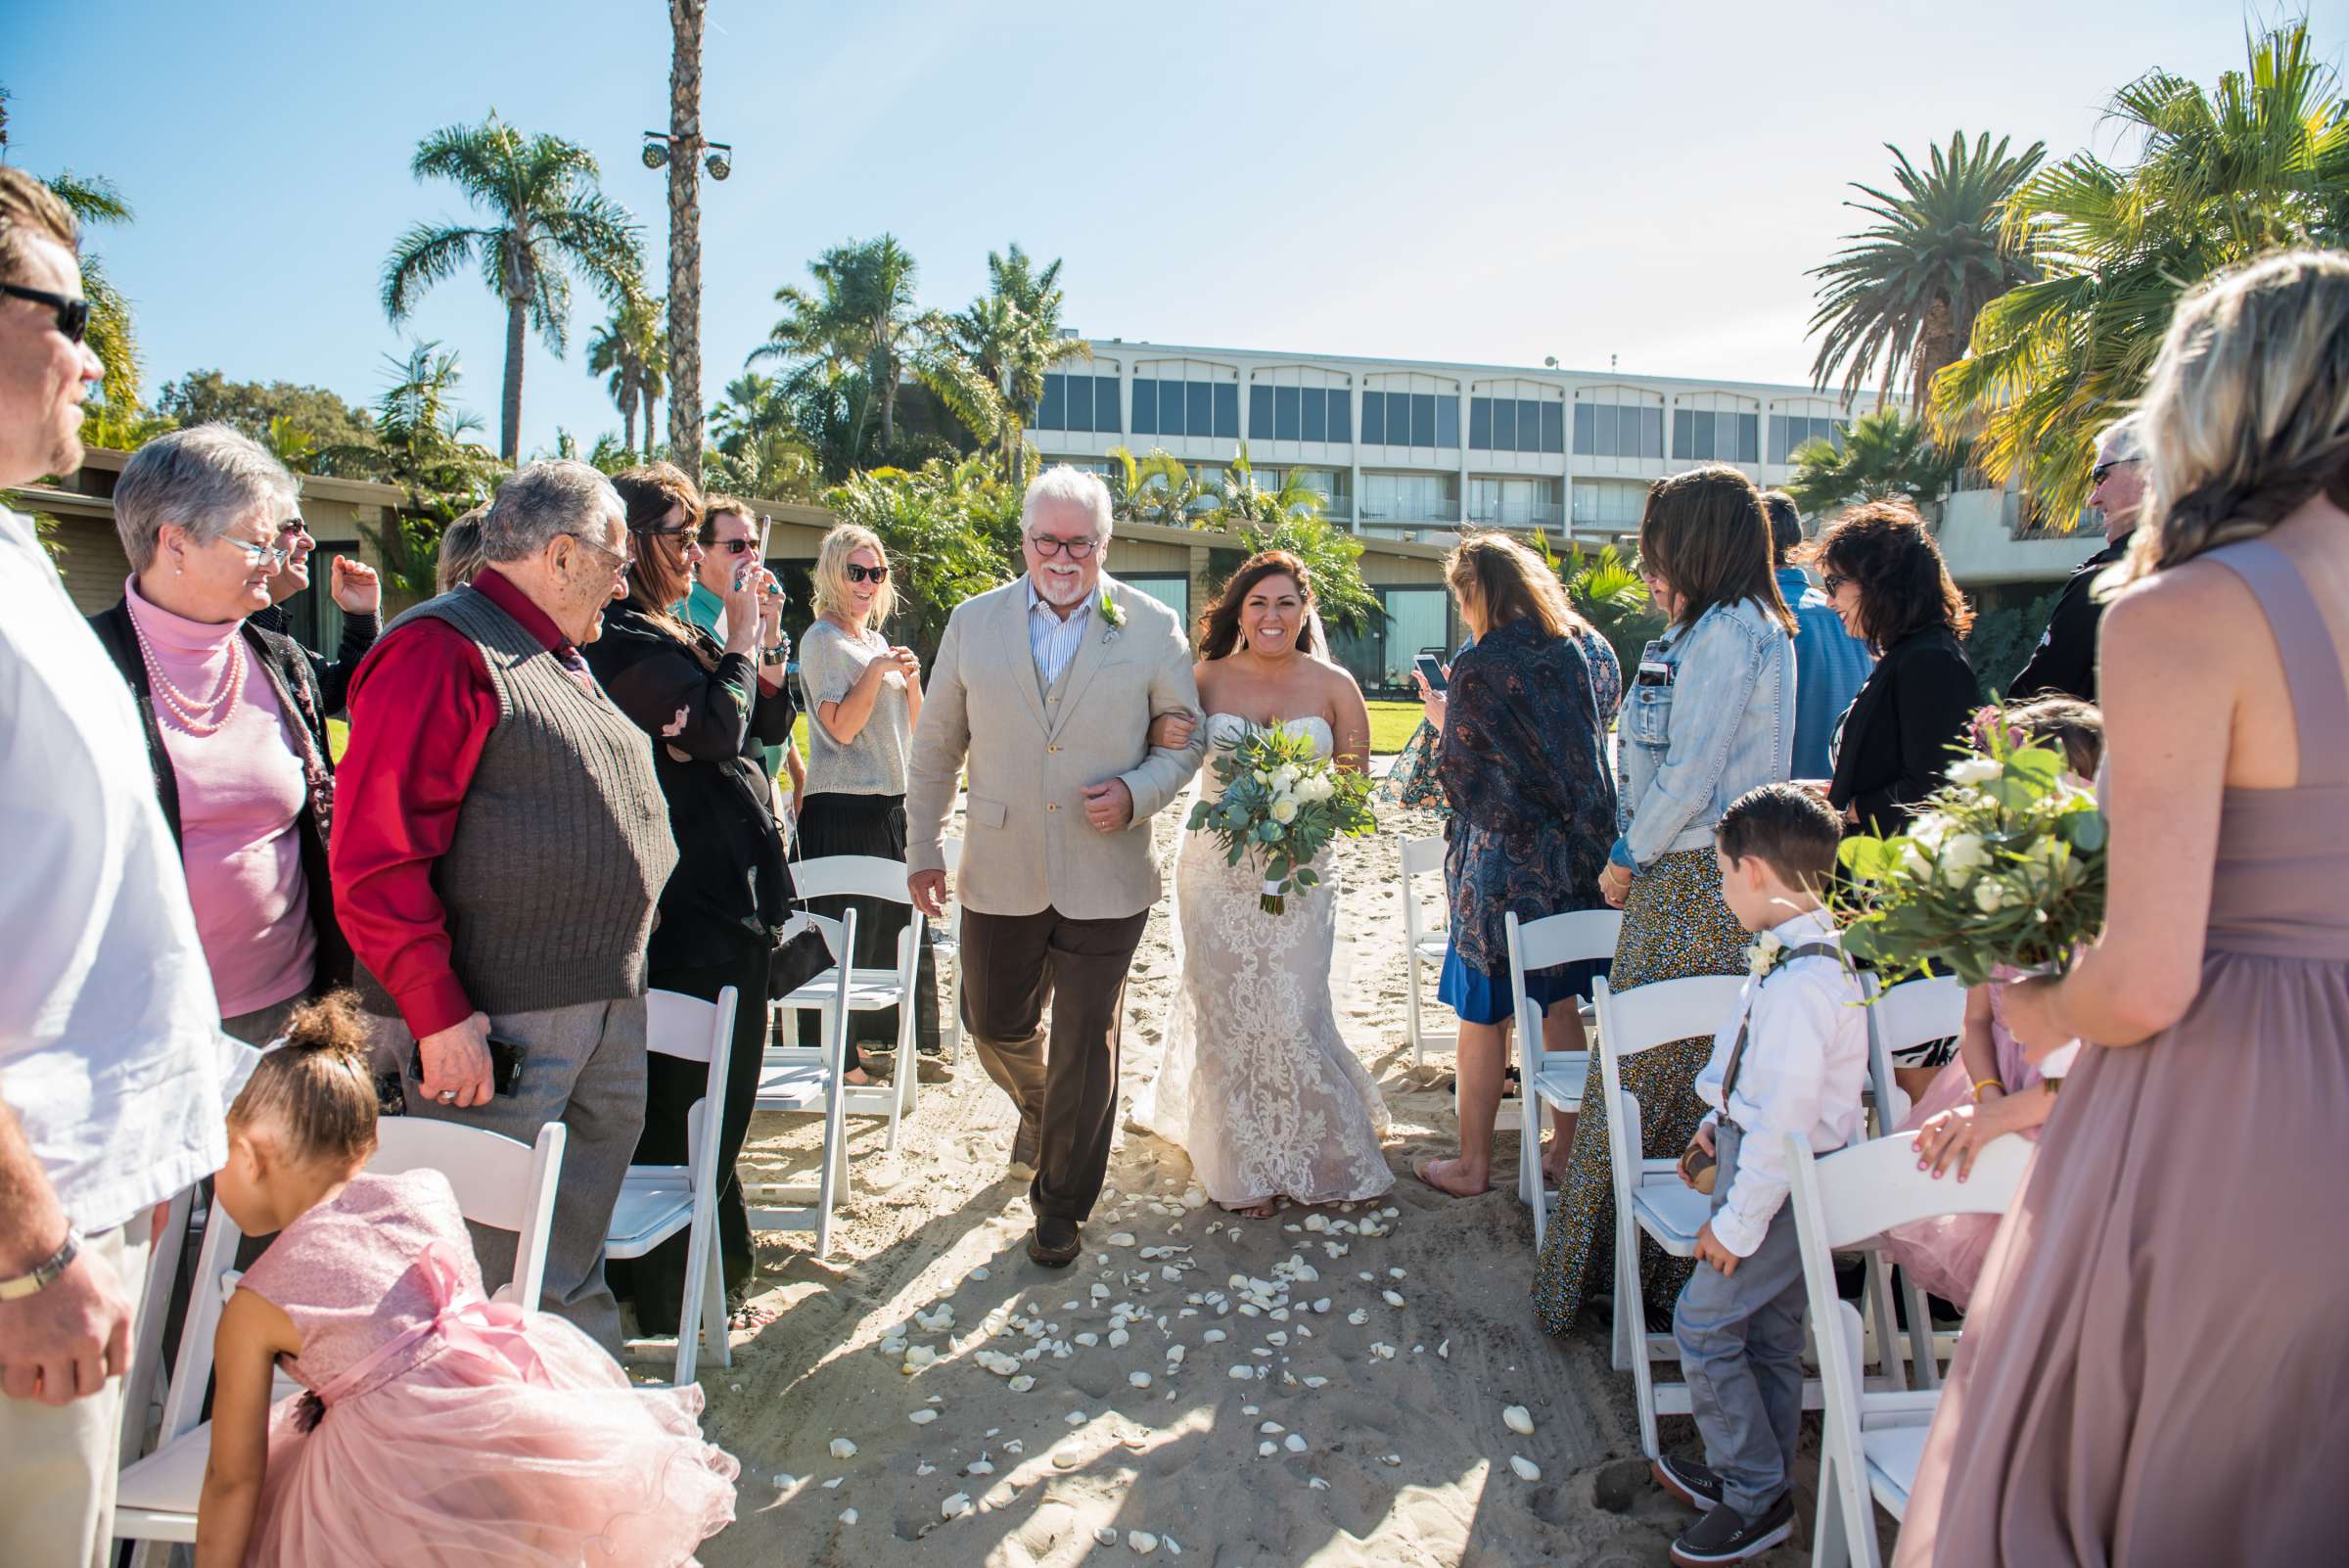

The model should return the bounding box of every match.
[1465,501,1565,530]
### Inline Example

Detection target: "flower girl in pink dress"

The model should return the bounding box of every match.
[194,994,738,1567]
[1880,698,2101,1310]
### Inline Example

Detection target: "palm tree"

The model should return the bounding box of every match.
[586,290,665,454]
[1195,447,1380,634]
[950,244,1085,484]
[1807,131,2045,411]
[665,0,707,480]
[753,235,1004,463]
[704,371,819,498]
[1105,445,1205,528]
[327,342,506,608]
[381,114,644,462]
[1784,408,1971,518]
[1932,20,2349,517]
[41,171,141,426]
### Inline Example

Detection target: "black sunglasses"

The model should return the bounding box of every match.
[277,516,311,538]
[1820,571,1850,596]
[704,536,757,555]
[846,563,889,584]
[2,284,89,344]
[2090,459,2136,485]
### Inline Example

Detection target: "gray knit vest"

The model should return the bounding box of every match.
[354,586,678,1022]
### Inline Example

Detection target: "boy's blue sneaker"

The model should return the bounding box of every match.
[1669,1493,1795,1565]
[1650,1453,1725,1510]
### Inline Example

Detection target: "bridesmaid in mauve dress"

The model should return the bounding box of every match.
[1895,253,2349,1565]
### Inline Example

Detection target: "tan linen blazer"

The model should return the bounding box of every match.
[905,576,1206,920]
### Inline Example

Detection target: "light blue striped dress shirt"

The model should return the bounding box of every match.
[1026,575,1095,689]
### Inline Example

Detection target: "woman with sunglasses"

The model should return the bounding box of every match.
[795,523,941,1078]
[86,424,351,1045]
[1807,498,1979,837]
[583,462,797,1338]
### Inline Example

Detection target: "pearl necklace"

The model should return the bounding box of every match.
[129,608,247,737]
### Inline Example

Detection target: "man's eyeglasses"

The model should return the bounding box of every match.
[2090,459,2137,485]
[276,517,311,539]
[705,536,757,556]
[569,532,634,574]
[1026,531,1098,560]
[1,284,89,344]
[224,538,292,572]
[846,562,889,584]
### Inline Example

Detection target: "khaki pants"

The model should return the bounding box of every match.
[0,1213,156,1568]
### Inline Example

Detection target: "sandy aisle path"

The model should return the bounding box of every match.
[688,807,1718,1567]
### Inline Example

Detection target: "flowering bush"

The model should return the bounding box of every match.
[1185,721,1378,913]
[1831,725,2107,987]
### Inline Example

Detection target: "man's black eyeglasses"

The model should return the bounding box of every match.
[2091,459,2137,485]
[2,285,89,344]
[705,536,757,555]
[277,517,311,538]
[846,563,889,584]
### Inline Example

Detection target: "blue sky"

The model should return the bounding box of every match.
[8,1,2306,456]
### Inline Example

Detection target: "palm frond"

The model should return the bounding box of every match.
[382,224,483,322]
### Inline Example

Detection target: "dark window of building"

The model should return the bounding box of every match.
[1159,379,1186,437]
[1493,397,1516,451]
[1642,407,1664,458]
[1302,388,1327,441]
[1095,377,1121,434]
[1361,392,1386,444]
[1213,383,1238,438]
[1736,412,1757,463]
[1469,396,1493,449]
[1274,386,1301,441]
[1412,392,1437,446]
[1516,399,1542,453]
[1328,390,1351,443]
[1436,394,1458,448]
[1595,403,1619,457]
[1542,402,1565,454]
[1039,374,1066,432]
[1249,385,1272,440]
[1186,382,1213,438]
[1133,378,1158,436]
[1574,402,1595,454]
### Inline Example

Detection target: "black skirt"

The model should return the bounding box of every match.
[795,792,942,1056]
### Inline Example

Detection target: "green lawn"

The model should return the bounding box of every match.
[1367,700,1424,756]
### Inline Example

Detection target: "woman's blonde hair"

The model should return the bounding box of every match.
[1445,531,1588,641]
[436,506,488,594]
[2116,249,2349,585]
[812,523,898,625]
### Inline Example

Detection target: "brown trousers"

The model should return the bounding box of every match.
[960,904,1150,1222]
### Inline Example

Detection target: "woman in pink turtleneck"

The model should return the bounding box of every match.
[88,427,371,1044]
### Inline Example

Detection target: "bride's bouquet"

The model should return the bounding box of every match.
[1186,722,1378,914]
[1831,721,2108,989]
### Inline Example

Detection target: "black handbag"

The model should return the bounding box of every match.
[770,919,833,999]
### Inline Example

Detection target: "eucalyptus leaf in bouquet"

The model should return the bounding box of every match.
[1830,725,2107,988]
[1185,722,1378,913]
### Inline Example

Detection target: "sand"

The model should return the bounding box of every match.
[684,805,1776,1567]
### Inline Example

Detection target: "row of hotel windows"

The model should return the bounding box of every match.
[1034,372,1857,468]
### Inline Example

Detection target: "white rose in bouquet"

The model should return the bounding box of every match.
[1940,834,1990,879]
[1269,797,1300,824]
[1947,756,2003,787]
[1973,878,2008,913]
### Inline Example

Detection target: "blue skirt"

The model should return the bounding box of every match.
[1438,939,1608,1027]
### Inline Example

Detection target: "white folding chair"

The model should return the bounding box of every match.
[607,988,737,1387]
[117,1185,194,1468]
[772,854,926,1149]
[1789,1130,2033,1568]
[746,908,855,1256]
[1592,973,1751,1457]
[114,1120,566,1553]
[1400,836,1455,1068]
[1863,974,1968,1389]
[1509,907,1624,1245]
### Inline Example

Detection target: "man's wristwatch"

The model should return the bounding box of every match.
[0,1226,82,1300]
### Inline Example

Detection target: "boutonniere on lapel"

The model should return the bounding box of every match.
[1099,586,1125,643]
[1745,931,1788,980]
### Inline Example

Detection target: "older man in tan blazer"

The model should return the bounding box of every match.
[907,466,1206,1267]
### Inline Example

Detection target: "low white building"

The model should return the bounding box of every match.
[1028,336,2093,589]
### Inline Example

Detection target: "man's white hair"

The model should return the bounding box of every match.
[2094,414,2146,465]
[1022,464,1114,540]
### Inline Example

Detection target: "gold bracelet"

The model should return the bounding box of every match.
[1970,1078,2004,1100]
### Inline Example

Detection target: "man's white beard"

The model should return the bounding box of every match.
[1035,567,1089,607]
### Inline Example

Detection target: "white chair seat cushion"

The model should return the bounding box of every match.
[1525,1059,1589,1109]
[756,1055,832,1109]
[1411,934,1449,963]
[779,967,908,1010]
[1864,1422,1928,1516]
[606,1170,692,1257]
[1629,1180,1710,1253]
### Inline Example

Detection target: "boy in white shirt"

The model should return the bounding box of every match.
[1653,783,1868,1566]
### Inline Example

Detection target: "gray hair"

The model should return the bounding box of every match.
[1022,464,1114,540]
[112,424,299,573]
[480,460,623,564]
[2094,415,2145,465]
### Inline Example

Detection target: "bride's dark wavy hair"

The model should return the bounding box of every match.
[1197,550,1319,660]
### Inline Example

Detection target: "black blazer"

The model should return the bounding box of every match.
[87,599,353,989]
[583,605,799,969]
[1827,626,1979,836]
[2006,536,2128,704]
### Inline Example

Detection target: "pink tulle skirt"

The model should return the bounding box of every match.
[248,1314,738,1567]
[1878,1058,2041,1312]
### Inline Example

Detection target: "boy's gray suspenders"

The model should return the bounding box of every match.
[1716,942,1842,1129]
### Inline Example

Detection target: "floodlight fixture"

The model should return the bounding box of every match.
[705,143,732,180]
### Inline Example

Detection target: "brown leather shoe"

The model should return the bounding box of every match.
[1027,1217,1082,1268]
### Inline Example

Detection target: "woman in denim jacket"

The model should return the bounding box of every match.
[1534,464,1796,1336]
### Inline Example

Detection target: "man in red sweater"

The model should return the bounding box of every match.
[332,461,676,1351]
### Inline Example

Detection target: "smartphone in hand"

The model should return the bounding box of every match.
[1413,653,1448,693]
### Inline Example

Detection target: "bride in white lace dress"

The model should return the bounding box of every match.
[1139,553,1394,1216]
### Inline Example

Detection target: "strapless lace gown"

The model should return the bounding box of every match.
[1139,715,1393,1208]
